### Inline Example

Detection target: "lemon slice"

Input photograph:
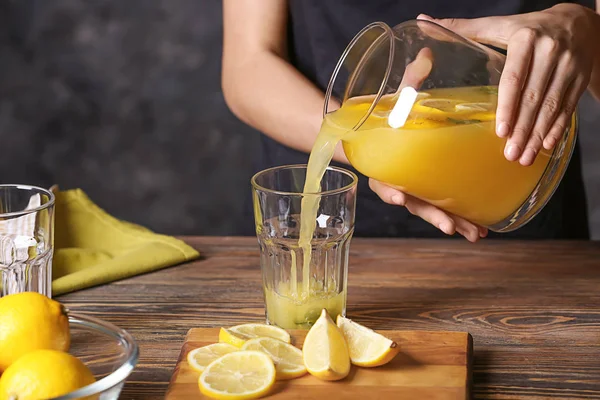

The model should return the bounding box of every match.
[187,343,239,373]
[336,315,400,367]
[413,98,464,113]
[302,309,350,381]
[199,350,276,400]
[455,102,493,111]
[242,337,307,380]
[402,118,454,130]
[219,324,291,348]
[373,92,432,117]
[454,102,496,122]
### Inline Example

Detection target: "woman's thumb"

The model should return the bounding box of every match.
[416,13,512,49]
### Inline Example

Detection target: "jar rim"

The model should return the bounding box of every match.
[323,21,395,131]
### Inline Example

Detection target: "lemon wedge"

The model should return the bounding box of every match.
[219,324,291,348]
[199,350,276,400]
[242,337,307,380]
[336,315,400,367]
[187,343,239,373]
[302,309,350,381]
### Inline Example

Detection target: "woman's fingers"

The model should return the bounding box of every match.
[368,178,406,205]
[422,6,595,166]
[368,179,486,241]
[369,179,455,235]
[453,215,484,243]
[403,195,457,236]
[503,32,559,163]
[479,225,489,238]
[398,47,434,92]
[495,29,534,140]
[543,73,589,150]
[523,51,577,163]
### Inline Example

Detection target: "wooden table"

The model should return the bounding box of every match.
[58,237,600,399]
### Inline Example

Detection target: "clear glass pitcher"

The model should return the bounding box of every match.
[323,20,577,232]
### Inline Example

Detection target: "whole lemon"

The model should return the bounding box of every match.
[0,349,96,400]
[0,292,70,371]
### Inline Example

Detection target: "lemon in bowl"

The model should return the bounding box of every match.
[0,292,70,372]
[0,349,96,399]
[0,309,139,400]
[52,313,139,400]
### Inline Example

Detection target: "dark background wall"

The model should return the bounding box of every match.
[1,0,598,239]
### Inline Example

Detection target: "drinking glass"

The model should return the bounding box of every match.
[251,165,357,329]
[0,185,55,298]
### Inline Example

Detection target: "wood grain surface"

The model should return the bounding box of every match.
[57,237,600,399]
[166,328,472,399]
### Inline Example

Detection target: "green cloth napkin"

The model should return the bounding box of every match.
[52,189,199,296]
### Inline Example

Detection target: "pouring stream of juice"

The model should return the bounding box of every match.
[297,126,346,297]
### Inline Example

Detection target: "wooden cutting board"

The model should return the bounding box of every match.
[166,328,473,399]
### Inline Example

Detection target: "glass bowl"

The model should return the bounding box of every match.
[323,20,577,232]
[50,313,139,400]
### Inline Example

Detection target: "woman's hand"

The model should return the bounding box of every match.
[369,179,488,242]
[368,4,600,240]
[418,4,600,166]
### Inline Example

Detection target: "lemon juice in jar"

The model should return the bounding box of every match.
[319,85,556,227]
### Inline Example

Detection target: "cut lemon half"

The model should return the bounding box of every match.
[199,350,276,400]
[242,337,307,380]
[302,309,350,381]
[219,324,291,348]
[187,343,239,373]
[336,315,400,367]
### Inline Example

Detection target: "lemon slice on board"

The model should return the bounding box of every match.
[242,337,307,380]
[219,324,291,348]
[302,309,350,381]
[199,350,276,400]
[336,315,400,367]
[187,343,239,373]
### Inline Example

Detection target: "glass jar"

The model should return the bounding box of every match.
[323,20,577,232]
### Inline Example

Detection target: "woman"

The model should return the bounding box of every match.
[222,1,600,241]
